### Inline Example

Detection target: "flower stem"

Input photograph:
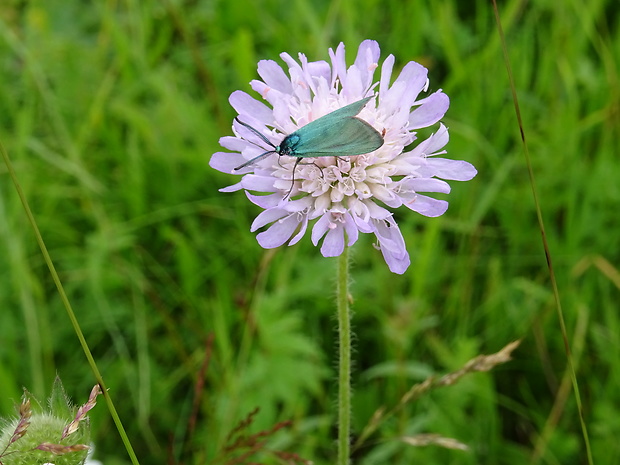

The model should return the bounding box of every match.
[337,244,351,465]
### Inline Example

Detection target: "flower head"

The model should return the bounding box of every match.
[210,40,477,274]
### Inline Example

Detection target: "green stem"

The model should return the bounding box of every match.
[492,3,593,464]
[337,244,351,465]
[0,140,141,465]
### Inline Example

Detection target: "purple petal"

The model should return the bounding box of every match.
[374,218,405,254]
[353,216,374,233]
[372,218,410,274]
[240,174,278,192]
[229,91,273,123]
[219,181,243,193]
[256,214,301,248]
[329,43,347,88]
[246,192,284,209]
[402,123,449,161]
[219,135,254,152]
[394,61,428,107]
[423,158,478,181]
[284,196,315,212]
[251,208,288,230]
[380,195,404,209]
[289,215,309,245]
[348,199,375,233]
[280,52,312,102]
[366,201,392,220]
[210,151,244,173]
[348,197,370,221]
[320,226,345,257]
[296,53,318,95]
[250,79,285,102]
[395,61,428,92]
[424,123,450,154]
[353,40,380,89]
[311,214,331,246]
[273,98,297,129]
[257,60,293,93]
[403,194,449,217]
[409,91,449,128]
[403,178,452,194]
[342,65,364,99]
[381,247,411,274]
[370,183,398,204]
[379,54,395,99]
[381,61,428,121]
[305,60,331,92]
[343,212,359,246]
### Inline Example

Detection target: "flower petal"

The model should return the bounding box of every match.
[379,54,395,99]
[425,123,450,154]
[424,158,478,181]
[381,247,411,274]
[403,178,452,194]
[394,61,429,107]
[219,181,244,193]
[320,226,345,257]
[240,174,281,192]
[251,208,289,231]
[353,39,380,90]
[229,91,274,123]
[289,215,309,245]
[210,151,244,173]
[409,91,449,128]
[246,192,284,209]
[329,42,347,89]
[343,212,360,246]
[257,59,293,94]
[311,214,331,246]
[403,194,449,217]
[256,214,301,248]
[374,218,410,274]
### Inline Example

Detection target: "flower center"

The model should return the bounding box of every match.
[276,156,377,202]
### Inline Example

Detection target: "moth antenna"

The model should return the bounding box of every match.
[233,117,280,170]
[234,117,277,149]
[234,149,277,171]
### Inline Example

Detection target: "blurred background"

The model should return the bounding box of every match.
[0,0,618,464]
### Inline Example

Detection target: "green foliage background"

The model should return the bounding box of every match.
[0,0,618,464]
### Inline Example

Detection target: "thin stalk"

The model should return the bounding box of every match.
[337,244,351,465]
[491,2,593,464]
[1,140,141,465]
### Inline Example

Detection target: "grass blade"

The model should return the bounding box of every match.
[0,139,141,465]
[491,2,594,463]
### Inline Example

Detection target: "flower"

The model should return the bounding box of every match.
[210,40,477,274]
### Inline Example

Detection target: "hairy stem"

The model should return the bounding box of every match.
[337,245,351,465]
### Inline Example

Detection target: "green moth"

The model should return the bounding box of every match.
[234,97,384,171]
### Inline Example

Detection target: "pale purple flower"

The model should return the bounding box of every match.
[210,40,477,274]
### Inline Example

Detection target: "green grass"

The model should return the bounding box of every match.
[1,0,619,464]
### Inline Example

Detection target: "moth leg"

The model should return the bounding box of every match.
[284,158,303,200]
[335,155,352,165]
[311,161,324,179]
[295,159,324,178]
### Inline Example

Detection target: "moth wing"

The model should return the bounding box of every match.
[294,116,384,158]
[295,97,372,137]
[320,97,373,119]
[294,97,372,139]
